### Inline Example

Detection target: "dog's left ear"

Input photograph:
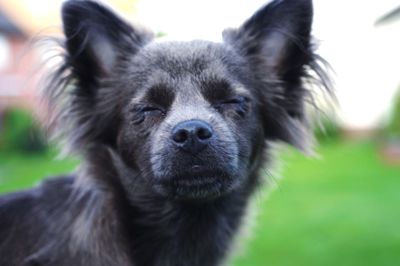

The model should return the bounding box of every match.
[51,1,154,150]
[62,1,153,86]
[223,0,316,150]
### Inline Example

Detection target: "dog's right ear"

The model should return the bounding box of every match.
[223,0,318,151]
[62,0,153,86]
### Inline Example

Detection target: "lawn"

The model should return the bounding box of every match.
[0,140,399,266]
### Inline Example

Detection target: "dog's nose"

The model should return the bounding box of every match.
[171,120,213,153]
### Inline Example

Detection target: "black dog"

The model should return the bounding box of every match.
[0,0,330,265]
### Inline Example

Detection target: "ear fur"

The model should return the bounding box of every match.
[224,0,329,151]
[45,0,153,153]
[62,0,153,87]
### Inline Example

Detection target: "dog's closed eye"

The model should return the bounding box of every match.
[130,105,166,124]
[140,106,166,115]
[212,96,250,117]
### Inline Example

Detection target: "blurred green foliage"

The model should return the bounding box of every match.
[314,116,340,143]
[0,108,48,153]
[386,91,400,138]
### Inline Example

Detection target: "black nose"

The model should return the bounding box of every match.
[171,119,213,154]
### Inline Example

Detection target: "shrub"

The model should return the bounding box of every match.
[314,115,340,143]
[0,108,48,153]
[386,90,400,139]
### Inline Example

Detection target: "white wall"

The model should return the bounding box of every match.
[313,1,400,130]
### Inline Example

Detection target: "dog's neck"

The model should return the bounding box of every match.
[128,191,249,266]
[78,146,260,266]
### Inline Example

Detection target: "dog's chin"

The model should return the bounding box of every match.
[153,169,239,202]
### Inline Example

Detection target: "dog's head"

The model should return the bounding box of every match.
[48,0,328,201]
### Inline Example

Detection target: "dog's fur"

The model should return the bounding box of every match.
[0,0,330,265]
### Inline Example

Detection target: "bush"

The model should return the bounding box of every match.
[314,115,340,143]
[386,90,400,139]
[0,108,48,153]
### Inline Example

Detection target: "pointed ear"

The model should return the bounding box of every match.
[62,1,153,85]
[223,0,317,151]
[223,0,313,79]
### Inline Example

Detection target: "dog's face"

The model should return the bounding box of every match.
[55,0,320,201]
[115,42,263,200]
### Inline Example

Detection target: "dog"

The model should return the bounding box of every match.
[0,0,330,265]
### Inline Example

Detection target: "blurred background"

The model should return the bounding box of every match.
[0,0,399,265]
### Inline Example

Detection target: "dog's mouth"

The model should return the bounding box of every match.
[153,168,237,201]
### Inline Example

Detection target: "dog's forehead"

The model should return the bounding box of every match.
[123,40,252,106]
[129,40,238,89]
[141,40,227,67]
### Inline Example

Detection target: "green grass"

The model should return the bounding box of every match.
[0,141,399,265]
[232,141,400,266]
[0,149,78,193]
